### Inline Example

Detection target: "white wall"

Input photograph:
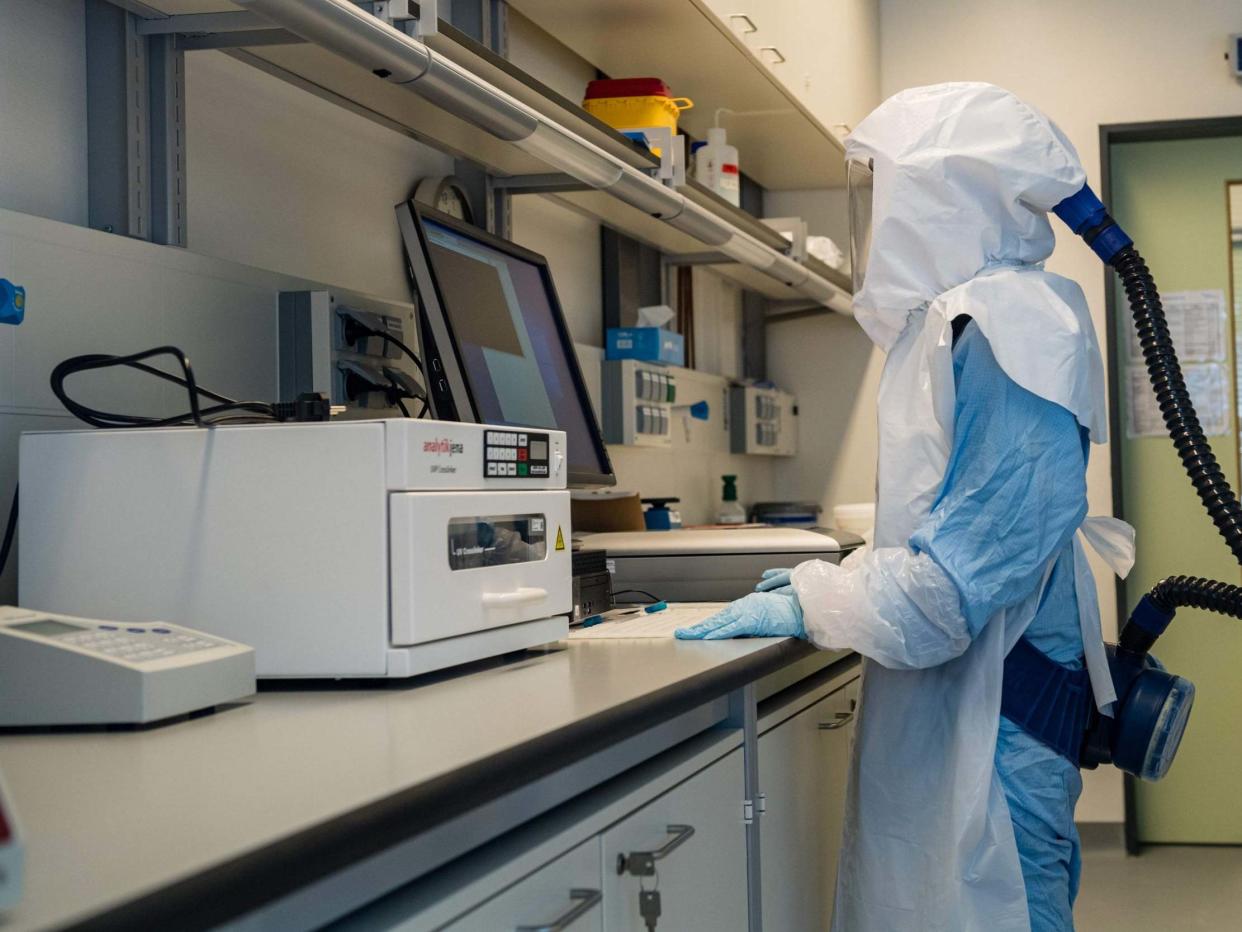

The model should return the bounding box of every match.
[879,0,1242,823]
[185,51,453,302]
[0,0,88,226]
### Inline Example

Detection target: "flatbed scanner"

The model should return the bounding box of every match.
[580,527,863,602]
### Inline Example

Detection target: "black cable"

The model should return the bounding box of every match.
[51,347,281,429]
[395,398,412,418]
[343,318,424,374]
[612,588,663,604]
[0,486,16,578]
[417,399,429,419]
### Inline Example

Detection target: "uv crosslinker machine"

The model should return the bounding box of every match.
[19,420,572,678]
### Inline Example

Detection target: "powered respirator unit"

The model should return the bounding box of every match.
[1052,187,1242,782]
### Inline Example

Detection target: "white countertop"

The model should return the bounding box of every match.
[0,635,832,931]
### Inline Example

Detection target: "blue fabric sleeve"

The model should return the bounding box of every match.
[909,322,1089,638]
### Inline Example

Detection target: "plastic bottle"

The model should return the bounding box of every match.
[718,474,746,524]
[695,127,740,207]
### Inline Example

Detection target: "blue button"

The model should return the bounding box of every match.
[99,625,118,631]
[152,628,171,634]
[127,627,146,634]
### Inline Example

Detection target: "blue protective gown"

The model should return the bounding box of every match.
[908,319,1088,932]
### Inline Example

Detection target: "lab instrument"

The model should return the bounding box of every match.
[571,548,614,623]
[397,200,614,488]
[581,527,859,602]
[19,420,573,678]
[0,767,21,912]
[0,606,255,726]
[730,385,797,456]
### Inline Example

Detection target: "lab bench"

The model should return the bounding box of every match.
[0,637,859,931]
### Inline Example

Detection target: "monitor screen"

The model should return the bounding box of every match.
[398,202,615,487]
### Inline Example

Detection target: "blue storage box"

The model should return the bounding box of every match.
[606,327,685,366]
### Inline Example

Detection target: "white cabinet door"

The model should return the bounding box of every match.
[699,0,880,130]
[601,749,747,930]
[446,839,603,932]
[758,679,857,932]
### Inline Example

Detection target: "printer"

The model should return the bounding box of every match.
[19,420,572,678]
[580,527,863,603]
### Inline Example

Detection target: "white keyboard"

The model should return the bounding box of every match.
[569,603,725,639]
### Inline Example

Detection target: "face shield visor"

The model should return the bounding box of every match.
[847,158,874,293]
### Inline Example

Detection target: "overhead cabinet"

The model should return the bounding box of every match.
[705,0,881,132]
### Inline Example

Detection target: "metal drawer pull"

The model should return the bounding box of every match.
[759,46,786,64]
[515,888,602,932]
[818,710,855,730]
[482,587,548,608]
[728,13,758,33]
[617,824,696,876]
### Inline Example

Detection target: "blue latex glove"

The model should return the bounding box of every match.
[675,591,806,640]
[755,567,793,592]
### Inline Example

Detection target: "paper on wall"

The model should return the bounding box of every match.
[1127,289,1227,363]
[1127,361,1230,438]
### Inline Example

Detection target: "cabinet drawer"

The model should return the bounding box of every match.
[601,748,746,930]
[445,839,603,932]
[759,679,857,932]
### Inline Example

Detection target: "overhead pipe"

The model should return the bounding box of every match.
[236,0,851,312]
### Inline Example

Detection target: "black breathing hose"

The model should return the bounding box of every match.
[1148,575,1242,617]
[1109,244,1242,624]
[1113,246,1242,564]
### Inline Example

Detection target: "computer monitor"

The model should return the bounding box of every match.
[397,200,616,488]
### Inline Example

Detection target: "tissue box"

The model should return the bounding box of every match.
[606,327,685,366]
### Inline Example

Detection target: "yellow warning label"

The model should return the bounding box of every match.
[555,526,566,551]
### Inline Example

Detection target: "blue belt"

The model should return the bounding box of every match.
[1000,636,1094,767]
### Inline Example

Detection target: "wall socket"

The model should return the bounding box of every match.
[278,290,423,413]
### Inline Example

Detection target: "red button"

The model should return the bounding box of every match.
[518,448,528,461]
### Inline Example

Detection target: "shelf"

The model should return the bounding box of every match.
[125,0,851,310]
[507,0,848,191]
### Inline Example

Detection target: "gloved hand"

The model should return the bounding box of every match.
[675,591,806,640]
[755,567,793,593]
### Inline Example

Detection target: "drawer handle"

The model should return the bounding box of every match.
[728,13,757,34]
[616,823,696,876]
[515,888,602,932]
[759,46,786,64]
[482,587,548,608]
[818,710,855,730]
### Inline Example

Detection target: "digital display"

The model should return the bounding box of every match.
[421,219,612,484]
[530,439,548,460]
[12,619,86,638]
[447,514,547,570]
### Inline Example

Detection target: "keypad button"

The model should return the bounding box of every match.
[127,627,146,634]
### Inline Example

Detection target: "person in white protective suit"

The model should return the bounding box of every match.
[677,82,1135,931]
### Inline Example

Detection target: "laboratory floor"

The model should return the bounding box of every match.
[1076,844,1242,929]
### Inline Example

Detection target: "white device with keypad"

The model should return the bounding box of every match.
[0,606,256,726]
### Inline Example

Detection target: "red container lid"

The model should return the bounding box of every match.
[584,77,673,100]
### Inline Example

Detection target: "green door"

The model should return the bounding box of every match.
[1110,135,1242,843]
